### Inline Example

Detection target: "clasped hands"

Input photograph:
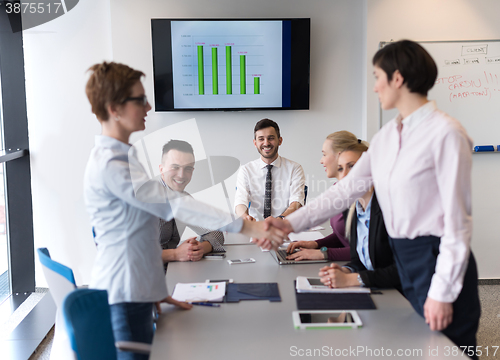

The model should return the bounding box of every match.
[243,217,295,250]
[175,237,204,262]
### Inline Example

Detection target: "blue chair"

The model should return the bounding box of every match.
[62,288,151,360]
[37,248,77,360]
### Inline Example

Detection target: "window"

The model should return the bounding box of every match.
[0,4,35,303]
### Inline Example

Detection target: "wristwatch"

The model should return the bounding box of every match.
[277,215,285,219]
[357,274,365,287]
[320,247,328,260]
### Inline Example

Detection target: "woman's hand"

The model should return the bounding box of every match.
[424,297,453,331]
[286,249,324,261]
[155,296,193,315]
[318,263,360,288]
[287,241,318,254]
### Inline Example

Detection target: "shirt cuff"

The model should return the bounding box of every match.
[427,273,460,303]
[286,210,307,233]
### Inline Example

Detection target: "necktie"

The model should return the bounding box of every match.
[264,164,273,218]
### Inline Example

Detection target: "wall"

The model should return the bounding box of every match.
[110,0,366,194]
[366,0,500,278]
[25,0,367,285]
[24,0,112,286]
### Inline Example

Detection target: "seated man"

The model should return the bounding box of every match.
[158,140,224,267]
[234,118,305,221]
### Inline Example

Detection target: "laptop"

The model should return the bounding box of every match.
[270,248,329,265]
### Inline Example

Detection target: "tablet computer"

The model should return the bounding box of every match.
[292,310,362,329]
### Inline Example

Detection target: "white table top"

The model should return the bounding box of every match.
[151,244,459,360]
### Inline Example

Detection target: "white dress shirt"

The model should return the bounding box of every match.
[84,136,242,304]
[234,156,305,221]
[287,101,473,303]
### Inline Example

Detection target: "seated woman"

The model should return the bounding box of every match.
[286,131,361,261]
[317,144,401,291]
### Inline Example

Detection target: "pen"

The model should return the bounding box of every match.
[190,302,221,307]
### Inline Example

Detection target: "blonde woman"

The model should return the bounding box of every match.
[286,131,359,261]
[318,143,400,291]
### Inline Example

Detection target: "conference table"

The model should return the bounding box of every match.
[151,238,461,360]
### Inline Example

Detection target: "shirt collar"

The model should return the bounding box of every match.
[259,155,282,169]
[396,100,437,134]
[95,135,135,155]
[159,176,189,196]
[356,193,373,217]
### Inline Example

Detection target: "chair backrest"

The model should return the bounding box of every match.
[62,289,117,360]
[37,248,77,308]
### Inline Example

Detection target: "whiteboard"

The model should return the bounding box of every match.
[380,40,500,147]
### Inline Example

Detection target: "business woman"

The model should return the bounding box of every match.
[84,62,284,359]
[286,131,360,261]
[316,144,401,292]
[264,40,480,358]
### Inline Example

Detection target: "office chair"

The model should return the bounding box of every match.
[62,288,152,360]
[37,247,77,360]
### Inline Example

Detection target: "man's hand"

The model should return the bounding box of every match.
[155,296,193,315]
[424,297,453,331]
[242,214,256,221]
[175,237,203,262]
[286,249,324,261]
[287,240,318,254]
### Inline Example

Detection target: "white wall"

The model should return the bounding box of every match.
[109,0,366,196]
[366,0,500,278]
[25,0,367,286]
[24,0,112,287]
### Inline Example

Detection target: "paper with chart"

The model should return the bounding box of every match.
[172,282,226,302]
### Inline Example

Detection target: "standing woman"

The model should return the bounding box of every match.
[266,40,480,358]
[286,131,360,261]
[84,62,282,359]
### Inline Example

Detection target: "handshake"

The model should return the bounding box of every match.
[240,217,294,250]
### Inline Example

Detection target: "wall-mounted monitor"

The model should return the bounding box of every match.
[151,18,310,111]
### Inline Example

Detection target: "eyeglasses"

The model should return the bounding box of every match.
[123,95,148,106]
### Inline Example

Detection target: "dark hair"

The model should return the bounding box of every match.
[372,40,437,96]
[254,118,280,139]
[162,140,194,158]
[86,62,145,121]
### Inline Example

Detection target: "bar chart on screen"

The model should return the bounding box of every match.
[171,21,283,109]
[190,35,264,96]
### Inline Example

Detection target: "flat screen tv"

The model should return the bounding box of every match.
[151,18,310,111]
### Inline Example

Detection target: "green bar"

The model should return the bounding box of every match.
[197,46,204,95]
[212,47,218,95]
[226,46,232,95]
[254,77,260,94]
[240,55,246,94]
